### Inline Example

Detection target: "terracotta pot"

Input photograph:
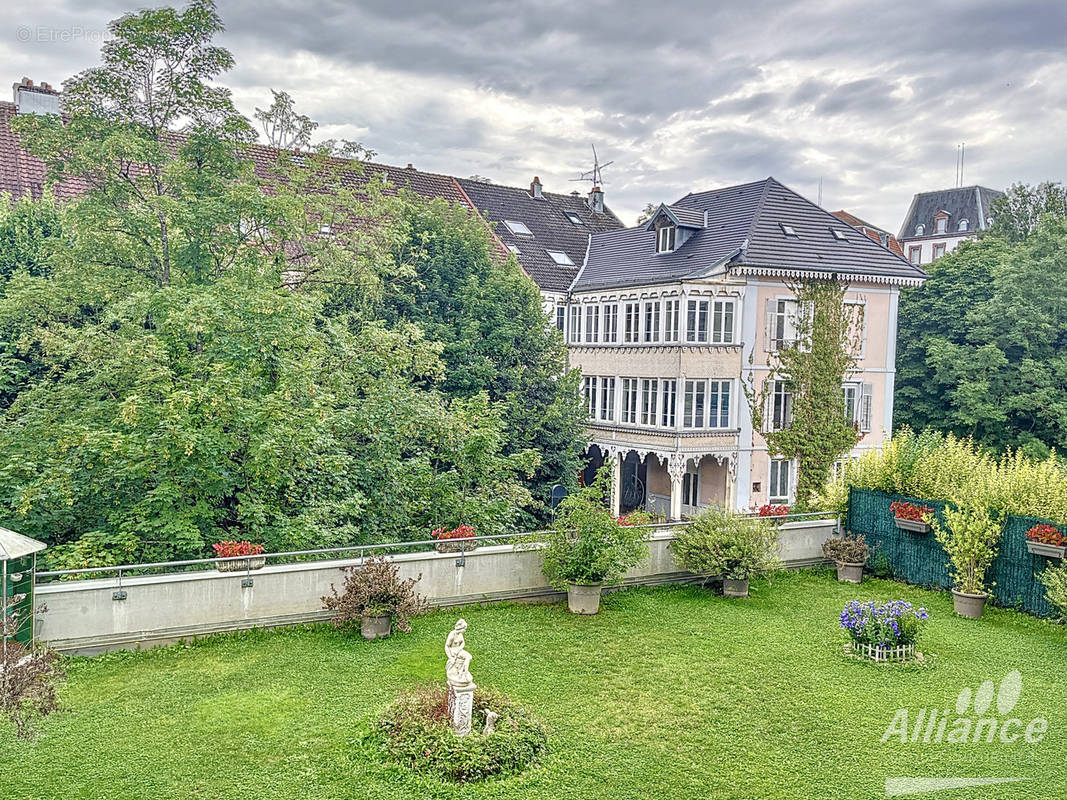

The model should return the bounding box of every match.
[723,578,749,598]
[836,561,865,584]
[360,614,392,640]
[216,556,266,572]
[567,583,602,615]
[951,589,988,619]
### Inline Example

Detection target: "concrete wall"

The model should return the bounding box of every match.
[36,520,836,654]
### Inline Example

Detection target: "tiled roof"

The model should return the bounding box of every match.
[573,177,927,292]
[457,178,624,293]
[831,209,905,257]
[897,185,1002,240]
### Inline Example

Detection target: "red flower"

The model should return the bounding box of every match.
[889,501,934,522]
[431,525,476,541]
[212,540,265,557]
[1026,523,1065,546]
[758,504,789,517]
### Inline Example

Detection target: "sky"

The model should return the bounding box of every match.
[3,0,1067,231]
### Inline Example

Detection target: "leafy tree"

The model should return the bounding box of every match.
[635,202,656,226]
[255,89,318,151]
[0,191,64,284]
[988,181,1067,244]
[747,280,862,506]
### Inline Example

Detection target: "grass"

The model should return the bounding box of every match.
[2,569,1066,799]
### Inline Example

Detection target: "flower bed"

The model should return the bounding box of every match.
[212,540,266,572]
[432,525,478,553]
[840,600,928,662]
[1026,523,1066,559]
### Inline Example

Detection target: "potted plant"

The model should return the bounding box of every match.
[889,500,934,533]
[757,504,789,518]
[822,533,870,583]
[1025,523,1066,559]
[212,540,266,572]
[933,505,1003,618]
[840,600,928,662]
[322,556,428,640]
[671,506,781,598]
[539,467,650,615]
[431,524,478,553]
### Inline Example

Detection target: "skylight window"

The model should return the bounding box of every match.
[830,228,848,241]
[504,219,533,236]
[780,223,799,237]
[564,210,584,226]
[546,249,574,266]
[506,244,520,255]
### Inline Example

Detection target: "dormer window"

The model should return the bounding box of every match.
[935,217,947,234]
[657,225,677,253]
[915,224,925,235]
[959,219,969,232]
[504,219,533,236]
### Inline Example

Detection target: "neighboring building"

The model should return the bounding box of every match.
[831,210,904,257]
[897,185,1002,266]
[565,177,927,519]
[457,177,625,327]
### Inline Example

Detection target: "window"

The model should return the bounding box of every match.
[682,468,699,507]
[770,379,793,431]
[708,380,731,428]
[780,223,798,237]
[555,306,565,332]
[640,379,659,425]
[935,216,947,234]
[915,224,925,235]
[584,305,600,343]
[581,376,597,419]
[711,299,735,344]
[908,246,922,265]
[661,379,677,427]
[842,383,860,424]
[656,225,676,253]
[623,302,641,343]
[547,249,574,266]
[686,299,709,343]
[506,244,520,255]
[504,219,532,236]
[643,301,661,343]
[568,305,581,343]
[602,303,618,343]
[599,377,616,421]
[767,299,798,352]
[564,211,584,226]
[932,243,946,259]
[621,378,639,424]
[683,379,707,428]
[769,459,791,504]
[859,382,873,433]
[959,219,969,232]
[664,299,680,342]
[830,228,848,241]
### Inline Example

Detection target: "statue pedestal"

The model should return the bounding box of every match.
[448,681,476,737]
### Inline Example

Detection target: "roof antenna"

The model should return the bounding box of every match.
[570,144,614,189]
[817,177,823,207]
[960,142,965,187]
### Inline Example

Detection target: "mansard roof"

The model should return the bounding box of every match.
[572,177,927,293]
[897,185,1002,240]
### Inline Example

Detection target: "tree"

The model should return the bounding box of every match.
[255,89,317,151]
[988,181,1067,244]
[0,190,64,284]
[635,202,656,226]
[747,280,862,506]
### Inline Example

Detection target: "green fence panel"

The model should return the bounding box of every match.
[3,555,35,644]
[846,487,1055,618]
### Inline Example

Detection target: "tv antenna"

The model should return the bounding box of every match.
[955,142,966,187]
[570,144,613,188]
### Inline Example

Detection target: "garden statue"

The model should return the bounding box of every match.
[484,709,499,736]
[445,618,476,737]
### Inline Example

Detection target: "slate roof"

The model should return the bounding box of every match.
[457,178,624,293]
[897,185,1002,241]
[572,177,927,292]
[831,209,905,257]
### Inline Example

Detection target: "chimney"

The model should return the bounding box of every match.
[406,163,414,170]
[13,77,61,115]
[530,176,543,200]
[588,186,604,214]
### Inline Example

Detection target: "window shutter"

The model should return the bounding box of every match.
[860,382,873,433]
[763,378,774,433]
[765,299,776,352]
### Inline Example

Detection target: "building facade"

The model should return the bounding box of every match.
[564,178,927,518]
[897,185,1002,266]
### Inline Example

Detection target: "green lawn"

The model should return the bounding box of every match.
[3,570,1066,800]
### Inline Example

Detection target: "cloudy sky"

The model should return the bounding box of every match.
[4,0,1067,230]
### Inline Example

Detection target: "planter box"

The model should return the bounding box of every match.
[434,540,478,554]
[216,557,266,572]
[850,641,915,663]
[893,517,931,534]
[1026,540,1066,559]
[361,614,392,640]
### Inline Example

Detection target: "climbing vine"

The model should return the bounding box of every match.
[747,280,863,507]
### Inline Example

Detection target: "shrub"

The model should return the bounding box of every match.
[822,533,869,564]
[371,685,547,782]
[840,600,928,648]
[1039,563,1067,622]
[671,506,781,581]
[1,605,64,738]
[211,541,265,557]
[539,466,649,589]
[617,511,653,527]
[322,556,428,633]
[933,506,1003,595]
[1026,524,1065,547]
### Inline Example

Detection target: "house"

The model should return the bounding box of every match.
[897,185,1002,266]
[456,177,625,326]
[831,210,904,257]
[564,177,927,519]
